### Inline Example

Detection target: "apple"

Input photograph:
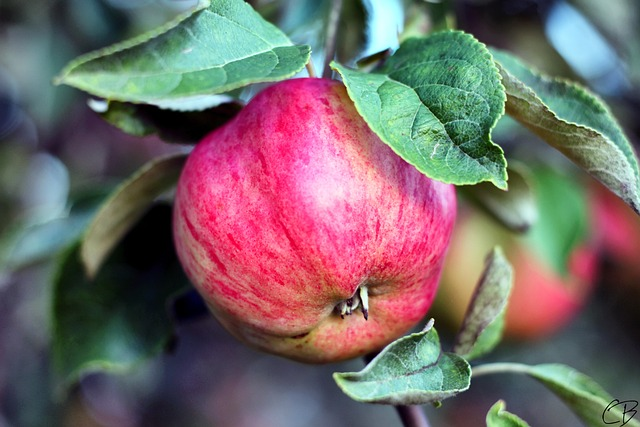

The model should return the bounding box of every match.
[590,181,640,288]
[435,204,597,341]
[172,78,457,363]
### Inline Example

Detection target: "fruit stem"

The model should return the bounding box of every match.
[322,0,344,79]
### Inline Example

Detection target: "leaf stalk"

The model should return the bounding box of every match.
[471,362,533,378]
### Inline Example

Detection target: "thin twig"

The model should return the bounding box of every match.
[322,0,344,79]
[396,405,431,427]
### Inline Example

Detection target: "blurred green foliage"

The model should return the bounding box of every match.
[1,1,639,426]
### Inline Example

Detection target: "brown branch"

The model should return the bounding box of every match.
[322,0,344,79]
[395,405,431,427]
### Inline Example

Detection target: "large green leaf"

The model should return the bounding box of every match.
[333,320,471,405]
[52,204,190,388]
[55,0,311,109]
[333,31,507,188]
[491,49,640,214]
[452,247,513,361]
[81,153,187,278]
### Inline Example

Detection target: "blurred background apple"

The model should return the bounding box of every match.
[591,181,640,292]
[434,165,598,341]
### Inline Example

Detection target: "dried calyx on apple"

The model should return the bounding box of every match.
[172,78,456,363]
[336,285,369,320]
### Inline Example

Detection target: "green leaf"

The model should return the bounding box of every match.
[0,186,112,271]
[491,49,640,214]
[333,31,507,188]
[461,162,537,233]
[1,214,93,271]
[333,320,471,405]
[486,400,531,427]
[94,99,242,143]
[81,153,187,278]
[452,247,513,360]
[528,364,640,427]
[55,0,311,108]
[523,165,589,276]
[52,204,190,388]
[473,363,640,427]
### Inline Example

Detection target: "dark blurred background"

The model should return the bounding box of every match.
[1,0,639,426]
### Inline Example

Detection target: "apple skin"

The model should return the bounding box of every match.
[172,78,457,363]
[435,209,597,340]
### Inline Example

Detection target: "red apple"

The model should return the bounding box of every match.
[172,78,457,363]
[435,207,597,341]
[591,181,640,287]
